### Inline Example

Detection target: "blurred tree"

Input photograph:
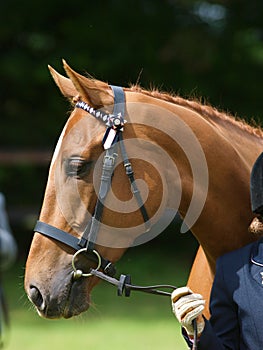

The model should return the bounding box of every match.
[1,0,263,251]
[1,0,263,148]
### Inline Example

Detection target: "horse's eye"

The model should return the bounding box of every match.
[65,157,91,178]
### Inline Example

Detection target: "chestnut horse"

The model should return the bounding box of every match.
[25,61,263,319]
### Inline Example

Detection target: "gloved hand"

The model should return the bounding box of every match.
[171,286,205,337]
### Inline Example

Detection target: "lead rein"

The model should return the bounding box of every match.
[88,268,198,349]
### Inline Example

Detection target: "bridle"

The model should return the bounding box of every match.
[33,85,198,348]
[34,85,151,278]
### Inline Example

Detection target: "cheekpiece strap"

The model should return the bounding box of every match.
[75,85,150,249]
[76,85,127,250]
[111,85,126,116]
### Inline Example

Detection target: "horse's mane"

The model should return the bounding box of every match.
[129,85,263,138]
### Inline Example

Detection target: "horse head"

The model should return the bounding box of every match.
[24,61,177,318]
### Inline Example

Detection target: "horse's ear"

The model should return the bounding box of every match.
[62,60,113,108]
[48,65,78,99]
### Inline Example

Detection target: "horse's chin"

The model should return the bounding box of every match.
[249,217,263,237]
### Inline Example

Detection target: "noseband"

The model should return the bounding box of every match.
[34,85,150,278]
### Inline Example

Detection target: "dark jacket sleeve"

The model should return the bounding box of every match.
[183,256,240,349]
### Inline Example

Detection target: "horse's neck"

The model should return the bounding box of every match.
[162,101,263,263]
[207,116,263,166]
[126,93,263,259]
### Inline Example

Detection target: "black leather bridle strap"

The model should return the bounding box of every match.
[35,221,82,251]
[78,85,150,249]
[111,85,150,230]
[111,85,125,115]
[34,221,116,276]
[78,145,118,250]
[118,132,150,231]
[77,85,125,250]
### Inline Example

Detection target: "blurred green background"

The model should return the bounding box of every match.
[3,240,196,350]
[1,0,263,348]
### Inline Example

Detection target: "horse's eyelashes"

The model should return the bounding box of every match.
[65,157,92,178]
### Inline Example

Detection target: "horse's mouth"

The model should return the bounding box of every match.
[28,274,91,319]
[61,278,91,319]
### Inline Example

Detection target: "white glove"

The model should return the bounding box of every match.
[171,286,205,337]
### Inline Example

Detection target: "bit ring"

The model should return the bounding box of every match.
[72,248,101,279]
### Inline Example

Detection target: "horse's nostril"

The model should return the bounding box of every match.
[29,285,45,310]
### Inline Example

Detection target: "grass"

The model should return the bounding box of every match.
[2,240,196,350]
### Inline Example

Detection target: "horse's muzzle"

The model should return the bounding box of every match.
[26,273,91,319]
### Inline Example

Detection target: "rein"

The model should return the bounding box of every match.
[90,268,177,297]
[88,268,198,350]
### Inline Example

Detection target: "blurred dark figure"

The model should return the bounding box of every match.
[0,194,17,270]
[0,193,17,348]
